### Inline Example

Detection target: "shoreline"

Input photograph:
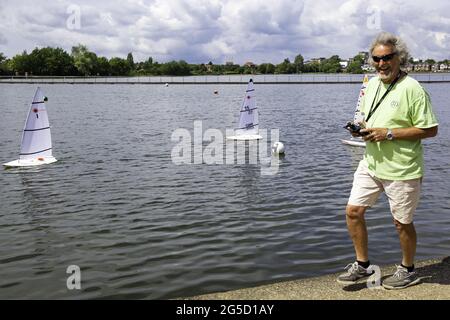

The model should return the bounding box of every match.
[182,256,449,300]
[1,73,450,85]
[2,80,450,85]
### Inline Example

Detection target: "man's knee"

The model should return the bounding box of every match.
[346,205,367,220]
[393,219,414,231]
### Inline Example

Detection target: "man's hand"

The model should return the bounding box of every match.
[361,128,388,142]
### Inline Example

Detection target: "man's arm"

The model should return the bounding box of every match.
[361,126,438,142]
[391,126,438,140]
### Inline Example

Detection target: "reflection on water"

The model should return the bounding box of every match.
[0,83,448,299]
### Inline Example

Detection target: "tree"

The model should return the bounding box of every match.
[257,63,275,74]
[96,56,110,76]
[303,62,319,73]
[109,57,131,76]
[177,60,191,76]
[320,55,342,73]
[71,45,98,76]
[347,54,364,74]
[212,64,225,74]
[294,54,304,73]
[191,63,208,75]
[159,60,191,76]
[222,63,240,74]
[275,58,295,74]
[143,57,153,72]
[126,52,135,70]
[9,50,33,75]
[0,52,10,75]
[151,62,162,75]
[26,47,76,75]
[257,63,267,74]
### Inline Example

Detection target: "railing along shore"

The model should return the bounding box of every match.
[1,73,450,84]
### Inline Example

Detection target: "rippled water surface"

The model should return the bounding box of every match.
[0,81,449,299]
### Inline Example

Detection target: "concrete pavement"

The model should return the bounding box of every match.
[185,256,450,300]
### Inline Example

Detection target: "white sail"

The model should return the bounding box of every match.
[353,74,369,123]
[20,87,53,159]
[227,79,262,140]
[342,75,369,148]
[3,87,57,167]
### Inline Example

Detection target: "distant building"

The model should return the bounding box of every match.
[439,63,449,71]
[244,61,256,68]
[404,60,450,72]
[415,63,431,72]
[405,63,415,73]
[358,51,369,64]
[361,64,375,72]
[339,61,349,69]
[311,58,326,64]
[307,57,326,64]
[205,64,213,72]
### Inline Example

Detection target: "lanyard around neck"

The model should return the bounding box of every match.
[365,71,403,122]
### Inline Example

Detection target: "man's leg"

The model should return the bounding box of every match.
[384,178,421,268]
[394,219,416,267]
[382,219,420,289]
[338,161,381,284]
[346,205,369,262]
[337,204,373,284]
[382,178,421,289]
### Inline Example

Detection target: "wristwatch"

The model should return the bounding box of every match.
[386,129,394,140]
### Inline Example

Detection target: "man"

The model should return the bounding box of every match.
[338,32,438,289]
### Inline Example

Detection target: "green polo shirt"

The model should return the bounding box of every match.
[360,74,438,180]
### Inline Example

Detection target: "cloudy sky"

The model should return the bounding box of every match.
[0,0,449,64]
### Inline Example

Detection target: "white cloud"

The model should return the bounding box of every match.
[0,0,449,63]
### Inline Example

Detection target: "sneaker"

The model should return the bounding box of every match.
[382,265,421,290]
[337,261,374,284]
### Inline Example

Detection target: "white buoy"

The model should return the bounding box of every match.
[165,83,169,87]
[272,141,285,155]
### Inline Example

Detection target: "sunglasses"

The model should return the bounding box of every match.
[372,52,397,63]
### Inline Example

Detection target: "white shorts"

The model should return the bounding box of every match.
[348,161,421,224]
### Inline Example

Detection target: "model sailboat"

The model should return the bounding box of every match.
[227,79,262,140]
[341,74,369,147]
[3,87,57,167]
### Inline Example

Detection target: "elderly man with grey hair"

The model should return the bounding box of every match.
[338,32,438,289]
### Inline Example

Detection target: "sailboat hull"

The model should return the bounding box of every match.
[3,156,57,168]
[226,134,263,141]
[341,139,366,147]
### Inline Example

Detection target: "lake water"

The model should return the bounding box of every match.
[0,81,449,299]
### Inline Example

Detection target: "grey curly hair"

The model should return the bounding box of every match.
[369,32,410,66]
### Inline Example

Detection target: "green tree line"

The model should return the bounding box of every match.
[2,45,448,77]
[0,45,347,76]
